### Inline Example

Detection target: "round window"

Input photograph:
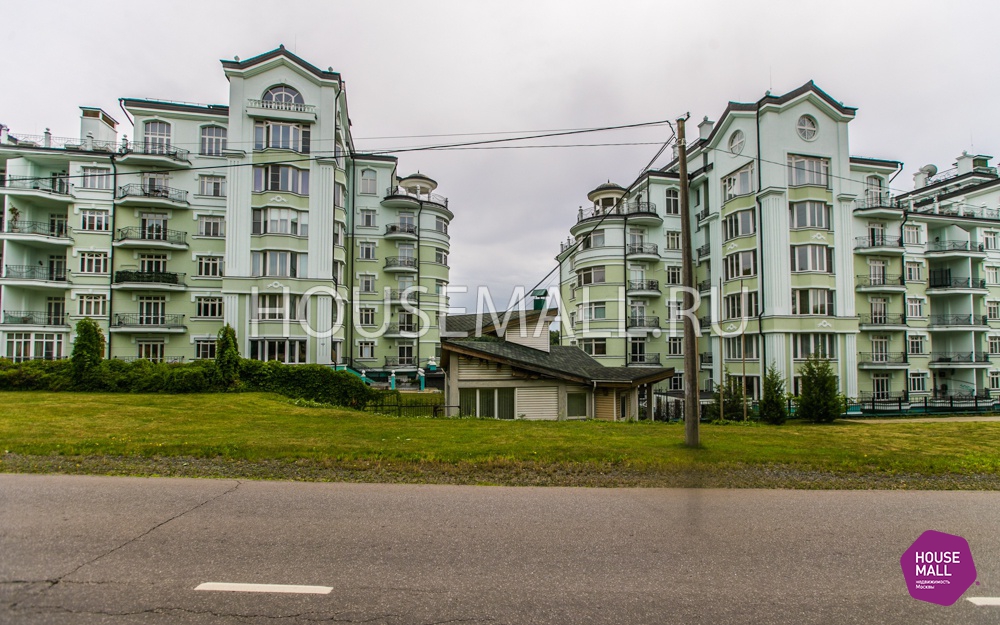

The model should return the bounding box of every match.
[797,115,818,141]
[728,130,745,155]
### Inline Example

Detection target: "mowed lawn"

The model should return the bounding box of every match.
[1,392,999,477]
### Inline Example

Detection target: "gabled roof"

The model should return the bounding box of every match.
[221,45,341,81]
[442,308,557,338]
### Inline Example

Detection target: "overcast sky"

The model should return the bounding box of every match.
[4,0,999,313]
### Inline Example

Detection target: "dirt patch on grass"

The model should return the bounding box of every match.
[3,453,999,490]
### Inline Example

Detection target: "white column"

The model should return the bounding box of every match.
[843,333,858,397]
[225,155,252,276]
[309,163,336,279]
[835,200,857,317]
[760,192,791,316]
[315,295,332,364]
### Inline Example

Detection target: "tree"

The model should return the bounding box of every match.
[759,361,788,425]
[215,324,240,388]
[706,368,746,422]
[796,355,844,423]
[71,317,105,384]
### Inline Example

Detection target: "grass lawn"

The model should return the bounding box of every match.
[2,392,999,488]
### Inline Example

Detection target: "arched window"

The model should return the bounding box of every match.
[263,85,303,105]
[865,175,884,203]
[144,121,171,154]
[665,189,680,215]
[200,126,227,156]
[360,169,377,195]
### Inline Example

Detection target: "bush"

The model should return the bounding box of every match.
[215,324,240,388]
[0,358,72,391]
[759,362,788,425]
[706,369,749,421]
[797,355,845,423]
[71,318,105,385]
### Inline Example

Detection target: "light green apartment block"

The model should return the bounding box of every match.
[558,81,1000,402]
[0,47,452,380]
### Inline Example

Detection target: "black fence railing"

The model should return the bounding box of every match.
[627,243,658,256]
[384,356,417,368]
[1,176,70,195]
[927,240,983,253]
[927,276,986,289]
[697,244,711,258]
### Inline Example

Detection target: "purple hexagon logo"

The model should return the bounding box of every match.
[900,530,977,606]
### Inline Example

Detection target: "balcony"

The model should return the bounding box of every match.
[910,203,1000,222]
[114,226,188,250]
[857,352,908,368]
[926,240,985,257]
[926,276,987,292]
[110,313,187,333]
[626,243,659,261]
[116,183,189,207]
[575,201,660,225]
[627,316,660,330]
[119,140,191,166]
[696,207,711,222]
[0,176,73,204]
[853,195,900,213]
[698,279,712,292]
[384,257,418,272]
[384,356,417,369]
[384,223,418,239]
[697,243,711,260]
[3,265,69,286]
[858,313,907,330]
[246,98,317,123]
[2,310,69,326]
[855,274,905,292]
[626,279,660,297]
[1,220,73,246]
[854,235,904,254]
[383,186,449,210]
[929,352,991,367]
[387,289,419,304]
[929,314,988,329]
[700,352,713,368]
[699,316,711,330]
[629,353,661,365]
[384,323,420,337]
[112,270,186,291]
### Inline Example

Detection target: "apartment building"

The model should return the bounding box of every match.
[557,81,1000,401]
[0,46,452,378]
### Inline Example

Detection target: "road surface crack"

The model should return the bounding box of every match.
[7,603,402,622]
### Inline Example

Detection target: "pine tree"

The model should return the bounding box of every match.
[759,361,788,425]
[71,317,105,385]
[797,355,844,423]
[215,324,240,388]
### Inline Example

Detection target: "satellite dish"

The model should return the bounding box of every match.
[920,164,938,177]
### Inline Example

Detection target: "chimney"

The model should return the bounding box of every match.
[698,116,714,141]
[79,107,118,146]
[955,151,975,175]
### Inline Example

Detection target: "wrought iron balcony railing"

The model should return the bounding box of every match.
[626,243,658,255]
[385,223,418,236]
[855,274,904,287]
[699,352,713,366]
[385,186,449,208]
[1,176,70,195]
[930,352,990,363]
[112,313,186,327]
[117,183,189,203]
[629,353,661,365]
[929,314,988,326]
[854,195,899,210]
[927,276,986,289]
[384,356,417,368]
[385,323,419,334]
[3,220,72,238]
[854,235,902,249]
[858,313,906,325]
[384,257,418,269]
[2,310,68,325]
[927,240,984,253]
[113,270,185,285]
[4,265,67,281]
[697,243,711,258]
[115,226,187,245]
[627,279,659,292]
[857,351,907,364]
[123,140,190,162]
[627,316,660,329]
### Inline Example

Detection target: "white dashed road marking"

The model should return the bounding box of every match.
[195,583,333,595]
[968,597,1000,606]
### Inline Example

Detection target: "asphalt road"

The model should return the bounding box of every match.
[2,474,999,625]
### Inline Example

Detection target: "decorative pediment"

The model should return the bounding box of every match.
[267,281,285,289]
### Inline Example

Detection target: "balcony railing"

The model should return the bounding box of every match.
[576,201,658,222]
[696,207,710,221]
[3,132,116,152]
[625,201,657,215]
[930,352,990,363]
[627,316,660,329]
[927,276,986,289]
[385,223,418,236]
[699,352,713,366]
[385,186,449,208]
[384,356,416,368]
[384,257,418,269]
[388,289,419,302]
[627,279,659,292]
[4,265,67,281]
[115,226,188,245]
[123,140,190,162]
[857,352,907,364]
[626,243,658,256]
[1,176,70,195]
[911,202,1000,221]
[3,220,72,238]
[386,323,419,334]
[2,310,68,325]
[117,183,189,204]
[854,235,902,249]
[629,353,661,365]
[858,313,906,325]
[699,316,711,329]
[697,243,711,258]
[927,240,983,253]
[112,313,186,327]
[929,314,988,326]
[854,195,900,210]
[246,98,317,114]
[855,274,904,287]
[697,279,712,292]
[113,270,185,286]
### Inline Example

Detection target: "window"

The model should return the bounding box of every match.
[791,289,835,315]
[199,175,226,197]
[252,208,308,236]
[871,373,891,399]
[790,245,831,272]
[577,266,606,285]
[567,393,588,418]
[990,336,1000,355]
[665,300,683,321]
[907,298,924,319]
[792,334,836,359]
[664,189,680,215]
[435,249,448,265]
[358,341,375,360]
[250,251,307,278]
[989,301,1000,320]
[78,294,107,317]
[664,231,681,250]
[136,296,165,325]
[907,372,928,394]
[263,85,303,104]
[198,216,225,237]
[668,373,684,392]
[579,338,607,356]
[905,262,923,282]
[200,126,227,156]
[724,291,759,319]
[361,210,377,227]
[578,302,606,321]
[728,130,745,155]
[435,216,448,234]
[903,225,922,245]
[988,266,1000,285]
[985,231,998,251]
[667,337,683,356]
[137,340,165,363]
[723,250,757,280]
[249,338,307,364]
[991,371,1000,390]
[81,167,111,190]
[143,172,169,194]
[908,335,925,355]
[665,266,682,285]
[252,165,310,195]
[359,242,376,260]
[360,274,376,293]
[787,155,829,186]
[143,121,171,153]
[79,252,108,274]
[195,340,217,360]
[724,335,760,359]
[197,256,223,277]
[80,210,109,231]
[722,209,755,240]
[359,308,376,326]
[252,294,303,320]
[796,115,818,141]
[253,121,311,153]
[580,229,605,249]
[789,201,830,229]
[196,297,223,318]
[722,163,755,201]
[360,169,377,194]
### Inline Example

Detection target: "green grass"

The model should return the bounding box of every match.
[1,392,999,482]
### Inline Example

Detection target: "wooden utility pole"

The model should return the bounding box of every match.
[678,116,699,447]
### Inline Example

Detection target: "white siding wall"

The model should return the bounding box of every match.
[457,356,513,380]
[516,387,559,420]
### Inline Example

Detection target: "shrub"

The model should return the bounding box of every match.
[215,324,240,388]
[71,318,105,385]
[759,362,788,425]
[706,369,749,421]
[797,355,845,423]
[0,358,72,391]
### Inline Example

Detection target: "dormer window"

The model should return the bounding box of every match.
[143,121,171,154]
